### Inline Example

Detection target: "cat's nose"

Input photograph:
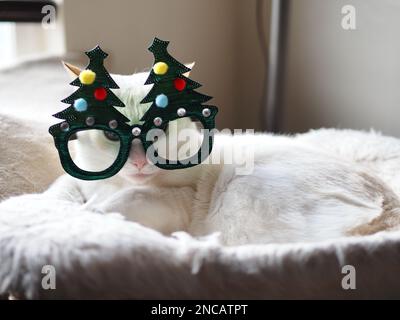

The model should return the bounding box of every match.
[130,139,147,170]
[132,157,147,170]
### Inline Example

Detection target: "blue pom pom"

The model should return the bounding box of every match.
[155,94,168,108]
[73,98,88,112]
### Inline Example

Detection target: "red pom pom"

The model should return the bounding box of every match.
[94,87,107,101]
[174,78,186,91]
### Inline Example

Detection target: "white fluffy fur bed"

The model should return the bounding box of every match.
[1,59,399,299]
[0,113,399,299]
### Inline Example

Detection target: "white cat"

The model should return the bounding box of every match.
[12,63,400,246]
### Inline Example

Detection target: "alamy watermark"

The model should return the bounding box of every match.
[144,128,255,175]
[41,5,57,29]
[39,264,356,293]
[341,264,356,290]
[341,5,356,30]
[41,265,56,290]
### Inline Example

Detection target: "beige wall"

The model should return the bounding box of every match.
[284,0,400,137]
[65,0,400,136]
[63,0,269,130]
[10,0,400,134]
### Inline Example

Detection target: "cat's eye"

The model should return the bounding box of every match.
[150,117,206,164]
[103,130,120,142]
[67,129,121,173]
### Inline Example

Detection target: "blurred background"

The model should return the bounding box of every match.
[1,0,400,135]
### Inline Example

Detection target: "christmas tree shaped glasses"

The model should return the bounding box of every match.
[49,38,218,180]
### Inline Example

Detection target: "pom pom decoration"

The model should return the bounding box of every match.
[174,78,186,91]
[155,94,168,108]
[94,87,107,101]
[79,69,96,85]
[73,98,88,112]
[153,62,169,75]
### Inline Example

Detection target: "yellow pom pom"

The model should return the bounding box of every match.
[153,62,169,75]
[79,69,96,85]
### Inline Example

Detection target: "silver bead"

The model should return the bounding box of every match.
[132,127,141,136]
[202,108,211,117]
[108,119,118,129]
[60,122,70,132]
[153,117,163,126]
[85,116,95,126]
[177,108,186,117]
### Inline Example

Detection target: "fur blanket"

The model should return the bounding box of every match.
[0,113,399,299]
[0,193,399,299]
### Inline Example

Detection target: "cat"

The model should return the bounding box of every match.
[5,62,400,246]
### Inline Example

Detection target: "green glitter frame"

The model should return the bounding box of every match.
[49,107,217,180]
[49,38,218,180]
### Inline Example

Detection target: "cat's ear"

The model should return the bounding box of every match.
[62,61,82,79]
[183,62,195,77]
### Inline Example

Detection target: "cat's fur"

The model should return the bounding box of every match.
[31,64,400,245]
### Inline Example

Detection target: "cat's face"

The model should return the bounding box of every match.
[64,62,201,185]
[106,71,162,183]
